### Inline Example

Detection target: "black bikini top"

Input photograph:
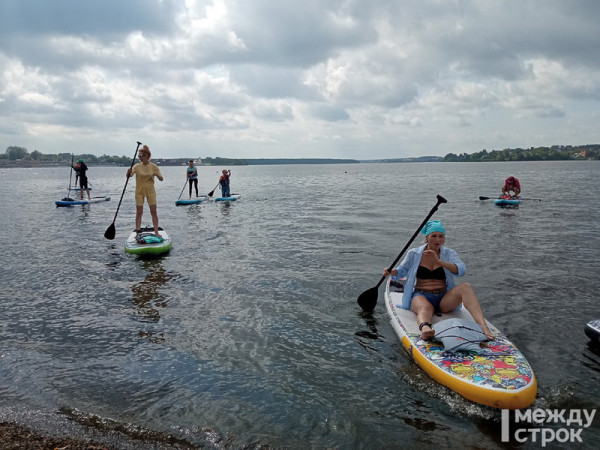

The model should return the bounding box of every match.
[417,265,446,280]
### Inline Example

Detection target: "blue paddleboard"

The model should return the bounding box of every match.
[175,195,208,206]
[213,194,241,202]
[495,198,521,206]
[55,196,110,207]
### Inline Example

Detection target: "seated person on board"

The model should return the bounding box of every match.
[383,220,493,341]
[501,176,521,198]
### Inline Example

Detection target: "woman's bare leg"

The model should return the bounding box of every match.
[149,204,160,236]
[440,283,494,339]
[411,296,436,340]
[135,205,143,232]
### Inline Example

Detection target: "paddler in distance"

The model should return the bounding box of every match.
[501,176,521,198]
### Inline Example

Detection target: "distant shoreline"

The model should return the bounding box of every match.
[3,143,598,167]
[2,155,598,169]
[0,156,444,168]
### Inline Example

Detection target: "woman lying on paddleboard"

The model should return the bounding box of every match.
[383,220,494,341]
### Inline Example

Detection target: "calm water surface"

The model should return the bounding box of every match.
[0,161,599,448]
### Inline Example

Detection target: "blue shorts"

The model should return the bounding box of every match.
[412,290,447,313]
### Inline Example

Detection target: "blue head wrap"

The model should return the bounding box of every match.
[421,220,445,236]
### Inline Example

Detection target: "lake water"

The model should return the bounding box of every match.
[0,161,599,449]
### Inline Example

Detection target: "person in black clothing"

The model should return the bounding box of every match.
[72,159,91,200]
[187,160,199,198]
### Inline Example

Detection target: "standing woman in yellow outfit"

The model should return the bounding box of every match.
[126,145,164,237]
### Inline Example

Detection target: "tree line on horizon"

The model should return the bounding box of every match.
[0,147,248,166]
[0,147,353,166]
[2,144,599,166]
[0,146,134,165]
[443,144,599,162]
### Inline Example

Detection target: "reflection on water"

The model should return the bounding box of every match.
[131,260,174,342]
[219,201,232,216]
[184,204,203,218]
[583,343,600,372]
[355,312,383,351]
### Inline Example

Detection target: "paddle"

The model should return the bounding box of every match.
[104,142,142,240]
[479,195,542,201]
[62,154,75,201]
[207,181,220,197]
[177,179,188,200]
[357,194,448,312]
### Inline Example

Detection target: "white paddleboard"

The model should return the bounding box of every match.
[385,278,536,409]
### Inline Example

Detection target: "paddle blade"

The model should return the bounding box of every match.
[479,196,491,200]
[208,190,215,197]
[104,223,116,240]
[357,286,379,312]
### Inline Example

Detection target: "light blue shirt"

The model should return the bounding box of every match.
[391,244,466,310]
[187,166,198,179]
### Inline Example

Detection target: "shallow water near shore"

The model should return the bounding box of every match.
[1,161,599,448]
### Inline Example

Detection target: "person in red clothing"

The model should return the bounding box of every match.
[501,176,521,198]
[219,169,231,197]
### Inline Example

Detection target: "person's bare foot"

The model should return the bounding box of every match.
[419,322,435,340]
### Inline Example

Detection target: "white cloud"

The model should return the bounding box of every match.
[0,0,599,159]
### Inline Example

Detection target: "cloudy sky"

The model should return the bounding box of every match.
[1,0,599,160]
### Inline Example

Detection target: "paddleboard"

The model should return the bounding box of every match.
[175,195,208,206]
[585,319,600,344]
[124,227,172,256]
[55,196,110,207]
[495,197,521,207]
[385,278,536,409]
[213,193,241,202]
